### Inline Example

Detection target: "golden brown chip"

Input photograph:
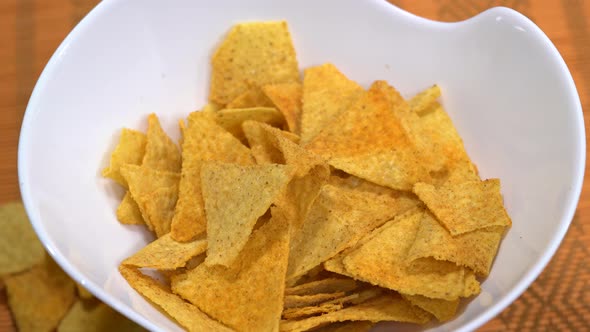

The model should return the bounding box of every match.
[0,202,45,275]
[201,161,293,266]
[413,179,511,235]
[279,295,430,332]
[116,192,145,225]
[226,87,275,108]
[209,21,299,105]
[171,209,290,332]
[282,303,343,320]
[216,107,285,142]
[171,112,254,242]
[314,321,374,332]
[178,119,186,149]
[142,114,182,172]
[137,186,179,237]
[287,184,407,281]
[306,81,431,190]
[407,211,504,276]
[285,278,357,296]
[57,300,144,332]
[300,63,363,143]
[341,210,476,300]
[119,266,232,332]
[120,164,180,196]
[75,283,94,300]
[122,233,207,270]
[410,84,441,115]
[102,128,147,187]
[402,294,459,322]
[322,288,383,307]
[284,292,347,309]
[5,256,76,332]
[262,82,303,134]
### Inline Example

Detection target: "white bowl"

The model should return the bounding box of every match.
[18,0,585,331]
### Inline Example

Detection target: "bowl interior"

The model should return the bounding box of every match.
[18,0,584,331]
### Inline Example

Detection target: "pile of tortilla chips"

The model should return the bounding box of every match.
[104,21,512,332]
[0,202,145,332]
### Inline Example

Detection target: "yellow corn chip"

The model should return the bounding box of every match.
[407,212,504,276]
[137,186,178,237]
[314,321,374,332]
[58,301,144,332]
[300,63,363,143]
[119,266,232,332]
[242,120,301,164]
[75,283,94,300]
[287,184,407,280]
[171,112,254,242]
[142,114,181,172]
[116,192,144,225]
[410,84,441,115]
[282,303,343,320]
[279,295,430,332]
[178,119,186,149]
[120,164,180,194]
[284,292,347,309]
[0,202,45,275]
[216,107,285,143]
[101,128,146,187]
[341,210,476,300]
[322,288,383,307]
[413,179,512,235]
[226,87,274,108]
[201,161,292,266]
[285,278,357,296]
[171,209,291,332]
[262,82,303,134]
[5,256,76,332]
[122,233,207,270]
[402,294,459,322]
[209,21,299,105]
[306,81,431,190]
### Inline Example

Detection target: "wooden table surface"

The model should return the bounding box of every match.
[0,1,588,331]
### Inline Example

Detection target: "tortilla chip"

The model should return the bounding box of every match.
[171,209,291,332]
[216,107,285,142]
[322,288,383,307]
[300,63,363,143]
[116,192,145,225]
[407,211,504,276]
[120,164,180,195]
[201,161,292,266]
[178,119,186,149]
[122,233,207,270]
[171,112,254,242]
[262,82,303,134]
[58,301,144,332]
[209,21,299,105]
[402,294,459,322]
[119,266,232,332]
[102,128,147,187]
[341,210,476,300]
[137,186,179,237]
[282,303,343,320]
[285,278,358,296]
[226,87,274,109]
[314,321,374,332]
[75,283,94,300]
[287,184,406,281]
[413,179,511,235]
[142,114,181,172]
[410,84,441,115]
[306,81,431,190]
[279,295,430,332]
[0,202,45,275]
[284,292,347,309]
[5,256,76,332]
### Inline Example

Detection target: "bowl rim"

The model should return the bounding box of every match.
[17,1,586,331]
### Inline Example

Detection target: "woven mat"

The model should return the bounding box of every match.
[0,1,588,331]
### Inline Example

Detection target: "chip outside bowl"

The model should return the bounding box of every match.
[18,0,585,331]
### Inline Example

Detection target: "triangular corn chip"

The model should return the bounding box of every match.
[410,84,441,115]
[300,64,363,143]
[285,278,357,296]
[201,161,293,266]
[243,120,300,164]
[262,82,303,134]
[402,294,459,322]
[171,210,291,332]
[119,266,232,332]
[209,21,299,105]
[282,303,343,320]
[226,87,274,109]
[216,107,285,143]
[102,128,146,187]
[413,179,511,235]
[284,292,346,309]
[171,112,254,242]
[122,233,207,270]
[116,192,144,225]
[142,114,181,172]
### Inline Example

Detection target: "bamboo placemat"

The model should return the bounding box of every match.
[0,1,588,331]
